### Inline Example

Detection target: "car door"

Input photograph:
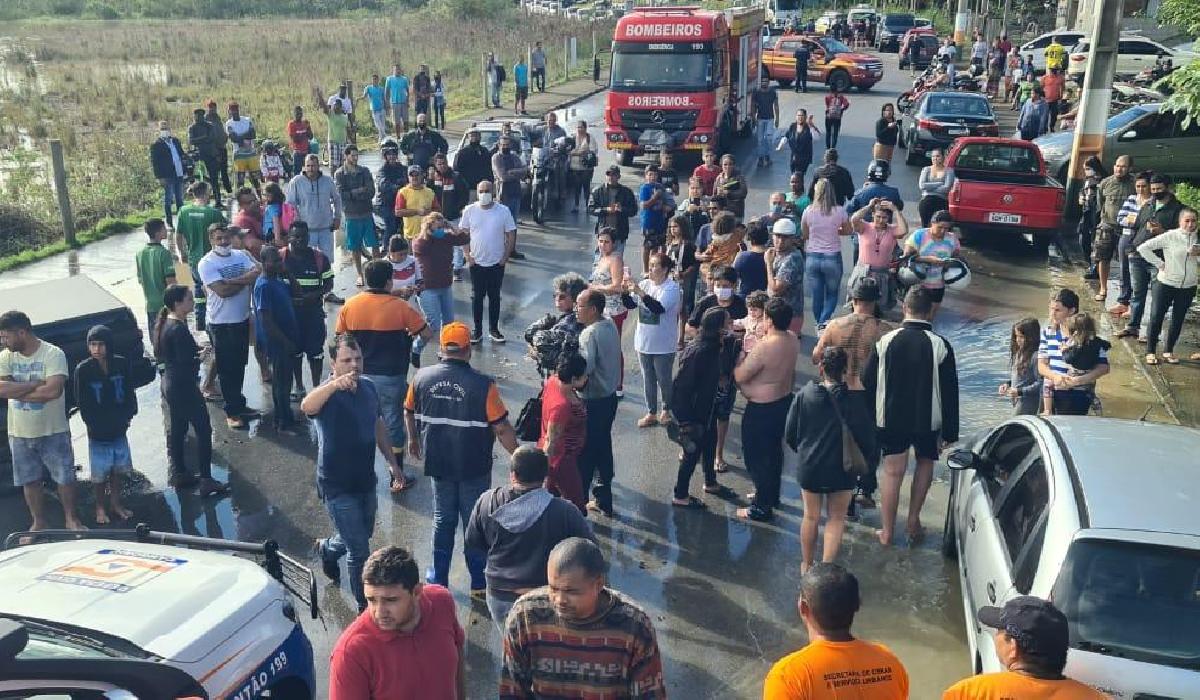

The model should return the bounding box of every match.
[803,39,825,81]
[1115,109,1176,174]
[1118,39,1161,76]
[1167,113,1200,181]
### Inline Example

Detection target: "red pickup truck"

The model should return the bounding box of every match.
[946,137,1065,247]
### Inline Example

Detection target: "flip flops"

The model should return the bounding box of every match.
[390,473,414,493]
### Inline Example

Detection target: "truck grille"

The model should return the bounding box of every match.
[619,109,700,131]
[863,62,883,73]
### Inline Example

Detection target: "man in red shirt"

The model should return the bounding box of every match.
[286,105,313,176]
[1040,68,1066,130]
[329,546,466,700]
[691,147,721,197]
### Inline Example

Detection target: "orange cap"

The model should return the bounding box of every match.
[440,321,471,350]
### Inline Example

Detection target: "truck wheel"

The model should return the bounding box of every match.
[618,150,634,167]
[828,70,851,93]
[777,77,793,88]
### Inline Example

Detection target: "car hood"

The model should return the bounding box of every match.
[0,540,283,662]
[1033,131,1074,159]
[837,52,881,64]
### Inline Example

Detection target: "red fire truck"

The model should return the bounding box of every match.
[604,6,765,166]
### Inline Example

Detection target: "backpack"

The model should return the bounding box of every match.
[496,65,507,83]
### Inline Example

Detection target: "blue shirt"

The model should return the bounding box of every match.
[845,183,902,222]
[514,63,529,88]
[313,378,380,498]
[639,182,667,233]
[252,276,299,356]
[384,74,409,104]
[364,84,385,112]
[732,250,767,297]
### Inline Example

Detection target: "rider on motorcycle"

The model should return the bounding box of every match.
[845,159,904,264]
[374,138,408,242]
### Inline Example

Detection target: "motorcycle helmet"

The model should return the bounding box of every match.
[380,137,400,158]
[866,159,891,183]
[896,255,926,288]
[942,258,972,289]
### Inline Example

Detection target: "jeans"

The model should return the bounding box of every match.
[429,474,490,589]
[756,119,775,160]
[321,490,378,610]
[674,417,718,500]
[1146,282,1196,354]
[638,352,675,414]
[795,66,807,92]
[1116,234,1134,304]
[579,393,619,511]
[363,373,406,450]
[533,67,546,92]
[1125,257,1154,333]
[470,264,505,333]
[163,380,213,479]
[310,228,335,268]
[487,588,520,633]
[269,353,294,427]
[209,321,249,417]
[377,206,399,246]
[489,81,501,107]
[200,157,222,207]
[806,252,843,326]
[569,169,594,208]
[434,99,446,130]
[214,148,232,194]
[743,395,791,515]
[502,191,522,223]
[160,177,185,228]
[825,118,842,149]
[370,109,387,139]
[292,151,306,176]
[417,286,455,355]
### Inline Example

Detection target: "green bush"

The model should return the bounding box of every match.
[1177,182,1200,211]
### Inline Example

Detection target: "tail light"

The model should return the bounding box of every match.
[951,181,961,204]
[918,118,942,133]
[1055,189,1066,211]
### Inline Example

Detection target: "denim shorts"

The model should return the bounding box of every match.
[714,384,736,421]
[88,436,133,482]
[10,433,76,486]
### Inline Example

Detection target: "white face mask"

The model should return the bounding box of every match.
[160,130,171,139]
[478,192,494,205]
[715,287,733,301]
[212,245,231,256]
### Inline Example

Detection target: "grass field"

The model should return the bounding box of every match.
[0,9,612,258]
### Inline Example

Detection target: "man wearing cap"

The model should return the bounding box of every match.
[204,99,233,197]
[454,127,494,192]
[394,164,436,241]
[333,145,377,288]
[765,217,805,334]
[944,597,1106,699]
[188,108,223,209]
[587,166,638,256]
[404,321,520,594]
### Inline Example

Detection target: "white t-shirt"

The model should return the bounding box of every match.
[0,340,69,438]
[634,277,681,355]
[225,117,254,144]
[461,202,516,267]
[327,94,353,114]
[198,249,257,324]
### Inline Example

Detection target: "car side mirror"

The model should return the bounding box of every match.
[946,448,982,471]
[1119,130,1137,141]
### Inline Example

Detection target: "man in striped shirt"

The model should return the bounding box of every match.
[1037,288,1108,416]
[500,538,666,699]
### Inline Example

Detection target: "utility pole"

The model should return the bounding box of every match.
[1063,0,1119,215]
[954,0,970,47]
[49,139,75,246]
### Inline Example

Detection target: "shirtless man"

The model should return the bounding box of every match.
[734,298,799,522]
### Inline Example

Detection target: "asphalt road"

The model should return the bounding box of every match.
[0,53,1071,697]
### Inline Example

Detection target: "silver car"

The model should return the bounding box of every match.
[942,416,1200,699]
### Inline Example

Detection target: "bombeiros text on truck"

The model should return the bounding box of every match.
[604,5,765,166]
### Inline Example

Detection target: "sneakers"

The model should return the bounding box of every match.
[453,269,464,282]
[470,330,484,345]
[637,414,658,428]
[226,416,246,429]
[324,292,345,304]
[489,329,506,343]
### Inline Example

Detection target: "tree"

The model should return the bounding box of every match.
[1159,0,1200,126]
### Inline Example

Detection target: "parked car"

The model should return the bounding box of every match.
[1067,35,1196,80]
[898,31,940,70]
[1034,103,1200,188]
[454,118,537,200]
[942,416,1200,699]
[761,34,884,92]
[900,91,999,165]
[1018,30,1086,74]
[942,137,1065,246]
[875,12,916,52]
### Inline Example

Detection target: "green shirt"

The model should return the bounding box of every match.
[785,192,811,221]
[135,242,177,314]
[328,113,348,144]
[175,203,225,268]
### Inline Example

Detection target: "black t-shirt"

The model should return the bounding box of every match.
[313,378,380,498]
[688,293,748,328]
[752,88,778,121]
[157,317,200,390]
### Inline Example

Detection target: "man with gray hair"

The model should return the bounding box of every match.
[500,537,665,698]
[574,289,621,517]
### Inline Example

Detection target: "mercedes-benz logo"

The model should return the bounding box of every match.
[1002,194,1014,204]
[650,110,666,124]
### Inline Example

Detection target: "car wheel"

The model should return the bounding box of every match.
[828,70,851,93]
[941,479,958,560]
[904,140,921,166]
[777,77,793,88]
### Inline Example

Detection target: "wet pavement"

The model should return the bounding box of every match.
[0,55,1182,698]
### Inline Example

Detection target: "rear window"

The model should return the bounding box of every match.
[926,96,994,118]
[953,143,1039,173]
[885,14,914,25]
[1052,539,1200,671]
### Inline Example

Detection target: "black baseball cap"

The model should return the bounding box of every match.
[850,276,881,302]
[977,596,1069,662]
[606,164,622,175]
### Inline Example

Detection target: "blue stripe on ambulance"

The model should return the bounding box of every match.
[224,623,315,700]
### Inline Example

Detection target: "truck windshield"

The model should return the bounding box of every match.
[773,0,801,10]
[611,51,713,92]
[952,143,1040,174]
[819,38,855,56]
[1052,539,1200,671]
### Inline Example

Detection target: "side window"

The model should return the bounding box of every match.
[1128,112,1176,140]
[1176,115,1200,139]
[996,456,1050,577]
[1128,41,1162,55]
[980,423,1037,500]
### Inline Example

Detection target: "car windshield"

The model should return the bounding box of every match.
[1052,539,1200,671]
[886,14,914,26]
[13,619,135,661]
[953,143,1039,173]
[611,51,713,91]
[820,38,855,55]
[774,0,801,10]
[1107,106,1150,134]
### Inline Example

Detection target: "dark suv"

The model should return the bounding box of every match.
[876,13,915,52]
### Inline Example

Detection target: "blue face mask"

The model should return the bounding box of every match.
[431,228,447,239]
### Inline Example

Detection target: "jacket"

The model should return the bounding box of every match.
[1130,194,1185,256]
[73,326,150,441]
[399,127,449,170]
[149,136,186,180]
[430,167,469,221]
[1137,227,1199,289]
[587,183,638,240]
[286,172,342,231]
[862,319,960,442]
[464,485,594,591]
[1008,355,1042,416]
[373,162,407,211]
[187,120,218,159]
[783,123,815,166]
[1097,173,1135,226]
[784,381,877,472]
[334,165,375,219]
[713,170,748,217]
[408,358,502,481]
[491,150,528,202]
[454,143,494,189]
[669,335,724,426]
[811,163,855,205]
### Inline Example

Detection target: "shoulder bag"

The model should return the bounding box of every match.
[515,386,544,442]
[826,387,868,475]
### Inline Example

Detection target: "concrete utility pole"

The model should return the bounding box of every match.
[1064,0,1119,210]
[954,0,971,46]
[49,139,75,246]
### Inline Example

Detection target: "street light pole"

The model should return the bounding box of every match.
[954,0,970,47]
[1063,0,1119,214]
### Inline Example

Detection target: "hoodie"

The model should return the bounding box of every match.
[464,485,594,592]
[73,326,146,441]
[286,171,342,231]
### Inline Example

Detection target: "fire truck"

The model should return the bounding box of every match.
[604,6,765,166]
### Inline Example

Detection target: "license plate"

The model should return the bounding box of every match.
[989,212,1021,225]
[947,128,968,135]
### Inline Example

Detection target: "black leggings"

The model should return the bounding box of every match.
[163,380,213,479]
[470,263,505,333]
[825,118,842,149]
[1146,282,1197,354]
[674,418,718,500]
[919,195,948,227]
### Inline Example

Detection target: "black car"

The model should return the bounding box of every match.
[898,34,940,70]
[875,13,915,52]
[900,92,1000,165]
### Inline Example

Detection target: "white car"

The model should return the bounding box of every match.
[942,416,1200,699]
[1018,30,1085,73]
[0,529,318,700]
[1067,36,1196,79]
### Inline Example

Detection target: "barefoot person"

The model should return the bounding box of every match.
[734,298,800,522]
[863,288,959,545]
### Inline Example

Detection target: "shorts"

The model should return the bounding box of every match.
[642,229,666,250]
[921,285,946,303]
[233,154,261,173]
[516,86,529,100]
[296,306,327,359]
[88,436,133,482]
[392,102,409,125]
[714,384,736,421]
[879,429,940,460]
[10,433,76,486]
[344,217,378,250]
[1092,224,1118,262]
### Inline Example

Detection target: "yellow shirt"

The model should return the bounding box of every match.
[1045,43,1066,71]
[943,671,1109,700]
[763,638,909,699]
[0,340,70,438]
[395,185,436,240]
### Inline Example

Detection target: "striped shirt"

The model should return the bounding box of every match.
[1039,322,1071,375]
[501,589,666,699]
[1117,194,1145,237]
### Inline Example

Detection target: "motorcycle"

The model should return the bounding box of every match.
[529,135,574,225]
[898,65,937,114]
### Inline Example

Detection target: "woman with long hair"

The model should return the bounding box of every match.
[800,178,852,329]
[589,226,629,393]
[154,285,228,497]
[785,347,874,574]
[1000,317,1043,415]
[917,149,956,227]
[665,214,698,349]
[874,103,899,162]
[262,182,288,247]
[629,253,682,428]
[567,120,597,214]
[412,211,470,363]
[539,353,589,512]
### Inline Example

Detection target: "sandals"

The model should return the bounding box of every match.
[389,473,414,493]
[671,496,707,509]
[1094,293,1106,302]
[1145,354,1159,365]
[714,459,732,473]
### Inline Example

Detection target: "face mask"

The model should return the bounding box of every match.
[431,228,447,239]
[500,147,510,154]
[212,245,231,255]
[160,130,171,139]
[715,287,733,301]
[772,204,784,215]
[478,192,493,205]
[418,125,427,131]
[1154,191,1168,201]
